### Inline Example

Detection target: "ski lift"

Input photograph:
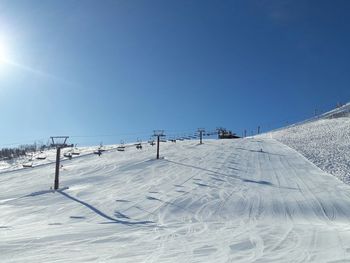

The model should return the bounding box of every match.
[98,142,106,152]
[23,162,33,168]
[135,143,142,150]
[94,149,102,156]
[98,147,106,152]
[64,152,73,160]
[72,149,80,155]
[117,140,126,151]
[36,152,47,160]
[117,146,125,151]
[134,138,143,149]
[71,144,80,155]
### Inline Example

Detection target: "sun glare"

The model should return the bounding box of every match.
[0,43,8,63]
[0,37,10,64]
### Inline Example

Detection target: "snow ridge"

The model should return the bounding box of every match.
[261,102,350,183]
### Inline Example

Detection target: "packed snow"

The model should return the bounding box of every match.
[260,102,350,184]
[2,137,350,262]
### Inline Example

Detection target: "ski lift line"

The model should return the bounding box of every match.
[69,131,155,138]
[0,128,218,150]
[70,126,218,139]
[0,137,49,148]
[253,108,333,135]
[246,102,345,135]
[162,129,201,134]
[0,154,86,175]
[0,101,343,146]
[0,142,128,176]
[165,130,217,137]
[0,128,214,175]
[6,144,128,175]
[1,133,216,175]
[0,128,216,146]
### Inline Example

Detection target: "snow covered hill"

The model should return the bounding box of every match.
[260,102,350,184]
[2,138,350,262]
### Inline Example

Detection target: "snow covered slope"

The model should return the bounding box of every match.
[2,138,350,262]
[260,103,350,184]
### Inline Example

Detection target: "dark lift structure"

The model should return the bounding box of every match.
[217,128,240,139]
[50,136,73,190]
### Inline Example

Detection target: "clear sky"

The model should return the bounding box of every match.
[0,0,349,147]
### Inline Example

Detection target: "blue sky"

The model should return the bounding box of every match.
[0,0,349,146]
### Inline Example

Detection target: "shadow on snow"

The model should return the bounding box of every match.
[56,190,154,226]
[165,159,297,190]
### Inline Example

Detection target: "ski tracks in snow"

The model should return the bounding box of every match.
[3,139,350,262]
